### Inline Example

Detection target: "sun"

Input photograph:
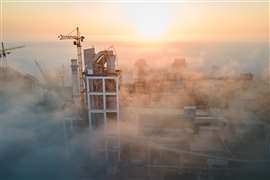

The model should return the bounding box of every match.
[126,5,171,40]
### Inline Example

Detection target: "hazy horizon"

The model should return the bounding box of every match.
[2,40,268,85]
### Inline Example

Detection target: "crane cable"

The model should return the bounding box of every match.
[66,27,77,36]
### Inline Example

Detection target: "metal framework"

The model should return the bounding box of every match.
[59,27,85,105]
[86,75,120,160]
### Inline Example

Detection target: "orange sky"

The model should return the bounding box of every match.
[1,1,269,42]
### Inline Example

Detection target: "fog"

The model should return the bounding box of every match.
[6,40,269,83]
[0,40,269,179]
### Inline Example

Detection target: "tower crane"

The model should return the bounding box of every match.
[0,42,24,69]
[58,27,85,105]
[34,59,51,85]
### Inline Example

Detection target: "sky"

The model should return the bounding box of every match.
[1,0,269,42]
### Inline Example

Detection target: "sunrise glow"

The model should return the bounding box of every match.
[126,5,172,40]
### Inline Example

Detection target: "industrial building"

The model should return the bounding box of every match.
[58,27,270,180]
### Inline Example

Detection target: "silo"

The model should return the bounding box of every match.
[71,59,80,104]
[84,48,95,74]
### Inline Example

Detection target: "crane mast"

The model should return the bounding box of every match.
[58,27,85,106]
[34,60,50,84]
